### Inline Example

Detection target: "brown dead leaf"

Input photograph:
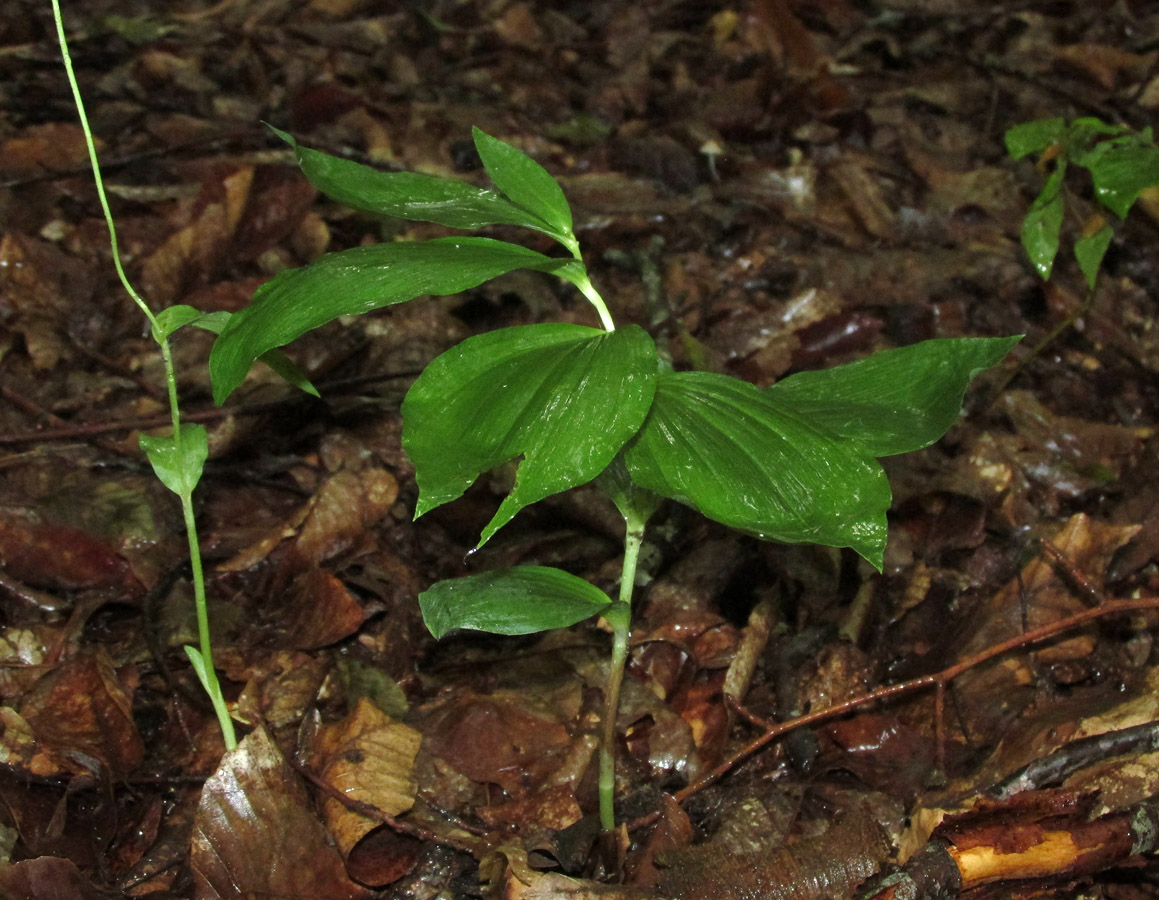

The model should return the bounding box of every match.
[0,123,95,178]
[0,856,105,900]
[191,725,372,900]
[0,233,92,369]
[235,650,331,728]
[279,566,369,650]
[0,706,61,778]
[19,651,143,780]
[0,513,141,596]
[218,468,398,573]
[309,697,421,856]
[422,693,572,797]
[139,166,255,306]
[292,468,399,567]
[1053,43,1148,89]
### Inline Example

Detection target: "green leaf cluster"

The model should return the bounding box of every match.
[1006,117,1159,286]
[208,127,1018,640]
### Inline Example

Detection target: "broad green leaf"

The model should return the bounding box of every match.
[153,304,203,341]
[1087,141,1159,219]
[420,566,613,638]
[209,237,582,403]
[271,126,555,233]
[768,336,1021,457]
[1020,163,1066,279]
[623,372,892,569]
[1066,118,1131,160]
[191,311,319,398]
[1005,118,1066,159]
[472,127,575,249]
[1074,223,1114,289]
[140,424,208,498]
[403,323,657,544]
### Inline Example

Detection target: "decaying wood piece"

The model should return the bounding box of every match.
[858,793,1159,899]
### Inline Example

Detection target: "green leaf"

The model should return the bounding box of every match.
[1066,118,1131,160]
[209,237,581,403]
[190,311,319,398]
[1074,223,1114,289]
[402,323,657,544]
[1020,163,1066,279]
[767,336,1021,457]
[1086,141,1159,219]
[140,424,208,499]
[271,126,556,234]
[187,310,232,334]
[623,372,892,569]
[419,566,613,638]
[472,127,575,249]
[1005,118,1066,159]
[152,304,204,341]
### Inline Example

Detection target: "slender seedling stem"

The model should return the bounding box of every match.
[52,0,237,750]
[598,506,647,832]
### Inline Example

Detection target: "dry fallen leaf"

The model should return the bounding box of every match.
[309,697,422,856]
[191,725,371,900]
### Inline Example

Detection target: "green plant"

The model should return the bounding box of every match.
[1006,116,1159,287]
[52,2,317,751]
[209,127,1018,830]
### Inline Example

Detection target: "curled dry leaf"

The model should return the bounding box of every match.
[308,697,422,857]
[191,725,371,900]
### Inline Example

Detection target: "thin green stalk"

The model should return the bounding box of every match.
[181,493,237,748]
[567,253,616,332]
[52,0,236,750]
[598,510,647,832]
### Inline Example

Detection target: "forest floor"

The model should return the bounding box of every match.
[3,1,1159,898]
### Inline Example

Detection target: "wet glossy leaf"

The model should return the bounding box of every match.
[768,336,1020,457]
[403,323,657,544]
[1074,222,1114,288]
[1005,118,1066,159]
[1020,163,1066,279]
[473,127,574,248]
[272,126,552,233]
[190,310,318,397]
[624,372,891,568]
[152,304,203,341]
[1086,141,1159,219]
[209,237,581,403]
[419,566,613,638]
[191,726,371,900]
[139,423,208,499]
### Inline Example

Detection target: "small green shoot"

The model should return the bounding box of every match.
[1006,116,1159,287]
[210,126,1019,830]
[53,2,314,751]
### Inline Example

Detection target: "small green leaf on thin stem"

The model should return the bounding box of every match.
[420,567,613,638]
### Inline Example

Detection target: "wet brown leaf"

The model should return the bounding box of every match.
[19,651,143,780]
[0,856,104,900]
[0,512,140,595]
[308,697,421,856]
[139,166,255,306]
[191,725,372,900]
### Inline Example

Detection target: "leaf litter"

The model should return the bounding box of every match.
[4,0,1159,897]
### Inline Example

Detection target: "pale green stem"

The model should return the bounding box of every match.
[564,241,616,332]
[53,0,236,750]
[598,512,646,832]
[181,492,237,748]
